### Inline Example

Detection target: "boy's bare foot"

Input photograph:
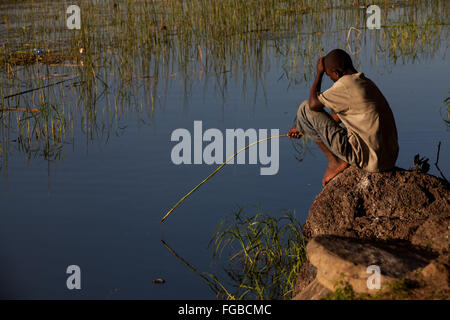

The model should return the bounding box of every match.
[322,159,349,187]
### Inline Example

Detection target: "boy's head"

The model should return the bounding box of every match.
[323,49,356,82]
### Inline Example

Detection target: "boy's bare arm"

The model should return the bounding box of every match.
[309,57,326,111]
[330,112,341,123]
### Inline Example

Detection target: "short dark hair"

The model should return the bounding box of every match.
[324,49,354,73]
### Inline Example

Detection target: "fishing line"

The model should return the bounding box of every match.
[160,133,300,223]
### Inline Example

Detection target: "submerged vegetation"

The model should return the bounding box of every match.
[0,0,448,174]
[163,208,307,300]
[210,208,307,299]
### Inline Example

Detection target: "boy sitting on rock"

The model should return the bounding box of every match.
[288,49,399,187]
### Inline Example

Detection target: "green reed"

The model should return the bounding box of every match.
[444,93,450,127]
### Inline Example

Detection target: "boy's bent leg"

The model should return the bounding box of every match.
[295,100,323,142]
[315,140,350,187]
[296,100,356,186]
[296,100,357,166]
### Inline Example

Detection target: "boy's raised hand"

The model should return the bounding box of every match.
[288,126,302,139]
[316,56,325,75]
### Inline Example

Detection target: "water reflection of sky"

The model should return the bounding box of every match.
[0,11,449,299]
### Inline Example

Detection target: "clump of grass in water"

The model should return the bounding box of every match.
[209,208,307,300]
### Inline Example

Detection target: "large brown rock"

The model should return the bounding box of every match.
[302,166,450,253]
[294,167,450,299]
[292,278,331,300]
[304,235,437,294]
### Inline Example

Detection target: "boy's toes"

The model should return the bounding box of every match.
[322,162,349,187]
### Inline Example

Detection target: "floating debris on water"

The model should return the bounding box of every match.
[0,107,40,112]
[32,48,44,55]
[0,49,75,66]
[152,278,166,284]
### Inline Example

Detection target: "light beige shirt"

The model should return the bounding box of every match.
[318,72,399,172]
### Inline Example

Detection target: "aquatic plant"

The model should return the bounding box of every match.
[209,208,307,299]
[163,207,307,299]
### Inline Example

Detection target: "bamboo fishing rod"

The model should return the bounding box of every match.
[160,133,299,223]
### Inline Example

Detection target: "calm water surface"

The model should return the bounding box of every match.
[0,1,448,299]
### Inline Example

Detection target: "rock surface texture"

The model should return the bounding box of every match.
[293,166,450,300]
